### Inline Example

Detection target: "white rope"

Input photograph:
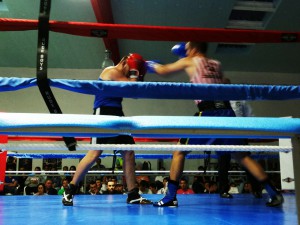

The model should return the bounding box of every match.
[0,143,291,152]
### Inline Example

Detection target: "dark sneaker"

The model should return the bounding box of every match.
[252,191,263,199]
[153,197,178,207]
[266,193,284,207]
[126,188,152,204]
[127,196,152,204]
[62,183,77,206]
[220,192,233,199]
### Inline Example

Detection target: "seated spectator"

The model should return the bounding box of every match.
[138,180,151,194]
[95,178,102,191]
[177,178,194,194]
[65,165,76,183]
[48,167,62,191]
[157,177,169,194]
[3,167,19,195]
[149,182,158,194]
[45,179,58,195]
[24,166,45,195]
[136,161,150,184]
[99,176,108,193]
[91,158,106,171]
[154,167,166,183]
[102,180,117,194]
[204,181,218,194]
[228,182,239,194]
[241,181,253,194]
[192,179,205,193]
[114,184,125,194]
[88,181,100,195]
[58,178,69,195]
[16,166,28,195]
[34,183,47,196]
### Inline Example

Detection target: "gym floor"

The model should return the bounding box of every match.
[0,193,297,225]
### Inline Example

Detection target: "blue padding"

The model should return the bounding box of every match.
[0,77,37,92]
[0,113,299,138]
[0,77,299,100]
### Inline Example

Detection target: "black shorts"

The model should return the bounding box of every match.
[91,106,135,145]
[179,101,246,154]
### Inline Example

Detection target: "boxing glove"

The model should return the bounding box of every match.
[171,42,187,58]
[146,60,160,74]
[127,53,146,79]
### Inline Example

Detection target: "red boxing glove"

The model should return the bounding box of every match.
[127,53,146,81]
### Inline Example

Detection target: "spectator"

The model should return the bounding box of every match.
[138,180,152,194]
[3,167,19,195]
[157,177,169,194]
[154,167,166,183]
[114,184,125,194]
[149,182,158,194]
[16,166,28,195]
[34,183,47,196]
[177,178,194,194]
[88,181,100,195]
[102,180,117,194]
[91,158,106,171]
[24,166,45,195]
[58,179,69,195]
[45,179,58,195]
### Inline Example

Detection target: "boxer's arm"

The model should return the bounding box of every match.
[153,57,191,75]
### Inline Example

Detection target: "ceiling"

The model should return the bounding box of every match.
[0,0,300,76]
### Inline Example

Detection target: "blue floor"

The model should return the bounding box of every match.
[0,194,297,225]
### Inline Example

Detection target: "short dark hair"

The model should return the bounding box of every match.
[189,42,208,54]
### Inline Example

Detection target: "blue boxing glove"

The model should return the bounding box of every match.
[146,60,160,74]
[171,42,187,58]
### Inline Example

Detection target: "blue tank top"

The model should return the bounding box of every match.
[93,78,123,109]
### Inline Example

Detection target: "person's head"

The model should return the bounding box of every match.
[149,182,158,194]
[89,181,98,194]
[96,158,102,165]
[162,177,169,187]
[45,179,53,189]
[95,179,101,189]
[62,179,69,188]
[185,42,208,56]
[139,180,149,192]
[63,166,68,171]
[243,182,252,193]
[118,54,146,79]
[107,181,116,192]
[37,183,46,194]
[209,181,218,193]
[179,178,189,191]
[69,165,76,171]
[114,184,124,194]
[126,53,146,79]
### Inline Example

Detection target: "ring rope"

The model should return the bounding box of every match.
[0,143,291,152]
[6,153,279,160]
[5,170,280,175]
[0,18,299,43]
[1,77,300,101]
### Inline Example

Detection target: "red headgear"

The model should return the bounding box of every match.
[127,53,146,79]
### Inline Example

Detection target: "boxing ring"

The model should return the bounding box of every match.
[1,1,300,225]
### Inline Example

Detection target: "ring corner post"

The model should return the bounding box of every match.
[291,135,300,224]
